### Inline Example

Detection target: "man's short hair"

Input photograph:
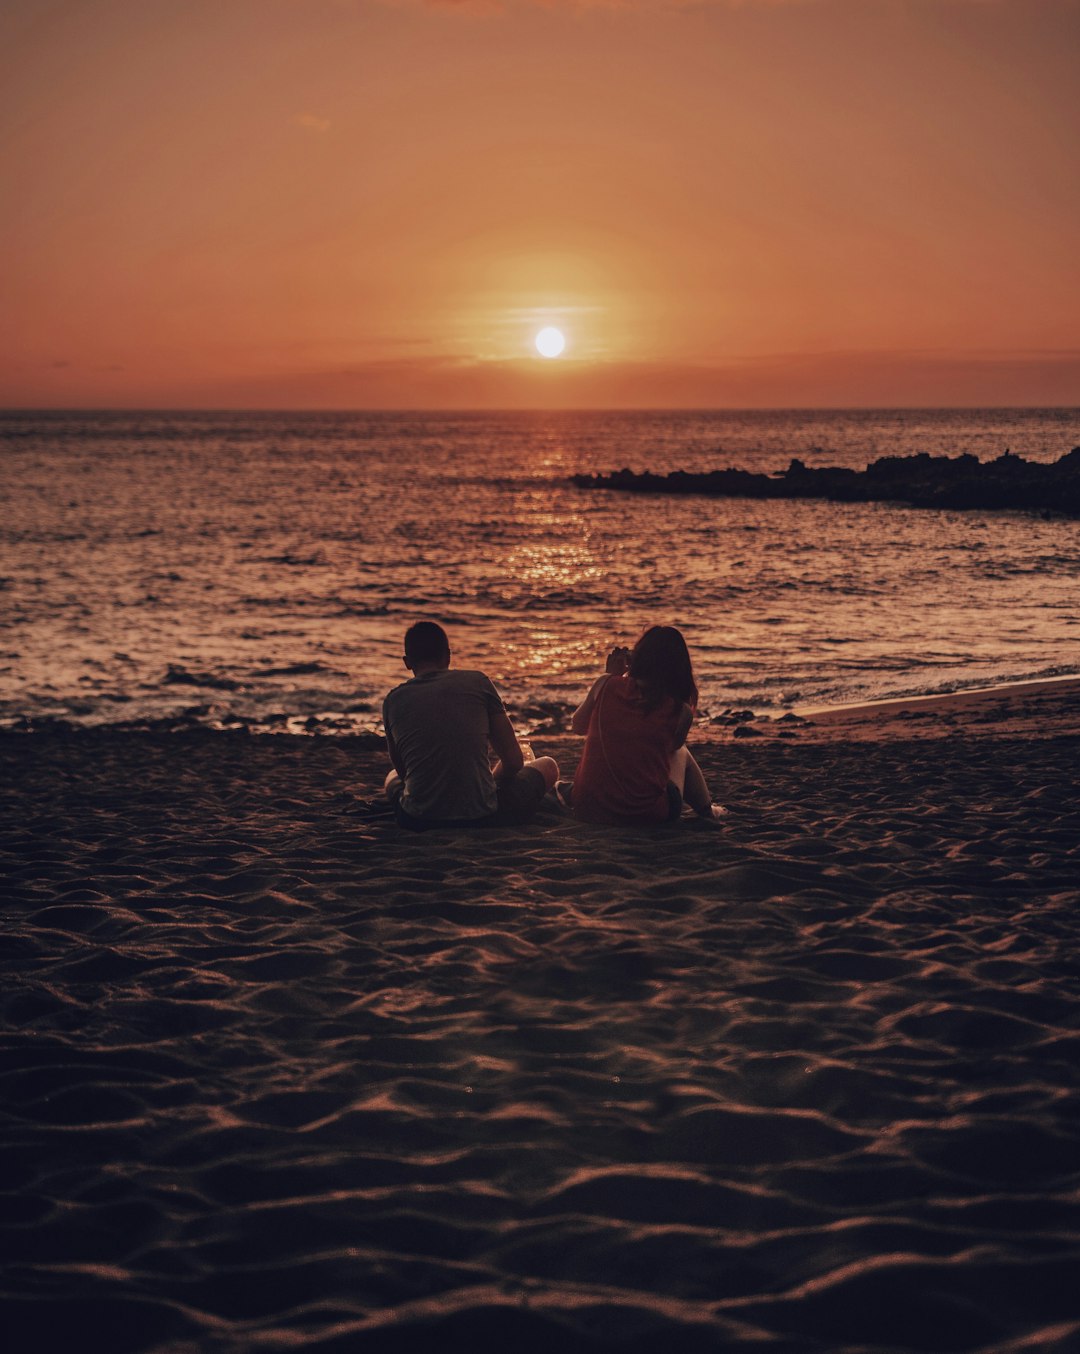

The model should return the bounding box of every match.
[404,621,450,667]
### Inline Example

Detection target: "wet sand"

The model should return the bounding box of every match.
[2,681,1079,1352]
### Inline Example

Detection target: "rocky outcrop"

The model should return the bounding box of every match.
[573,448,1080,516]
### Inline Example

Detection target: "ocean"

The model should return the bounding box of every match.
[2,407,1079,735]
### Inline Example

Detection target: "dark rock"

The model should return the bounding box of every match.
[164,664,239,691]
[573,448,1080,517]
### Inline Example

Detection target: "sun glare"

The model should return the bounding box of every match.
[535,326,566,359]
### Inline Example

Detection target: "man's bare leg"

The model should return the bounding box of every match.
[528,755,560,791]
[492,755,559,792]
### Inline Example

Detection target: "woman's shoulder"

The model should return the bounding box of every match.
[606,673,643,704]
[608,677,680,724]
[589,672,615,700]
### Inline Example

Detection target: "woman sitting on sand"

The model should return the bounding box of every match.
[559,625,724,825]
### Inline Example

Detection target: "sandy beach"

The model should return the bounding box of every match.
[2,680,1079,1353]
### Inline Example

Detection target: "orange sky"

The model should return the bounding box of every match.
[2,0,1078,409]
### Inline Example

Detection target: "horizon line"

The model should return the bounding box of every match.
[3,402,1080,417]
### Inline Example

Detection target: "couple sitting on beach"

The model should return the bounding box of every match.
[383,621,723,831]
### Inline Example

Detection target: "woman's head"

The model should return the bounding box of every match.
[628,625,698,712]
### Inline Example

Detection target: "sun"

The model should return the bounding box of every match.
[535,326,566,359]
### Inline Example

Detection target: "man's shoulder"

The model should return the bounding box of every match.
[383,677,414,708]
[448,667,496,686]
[459,668,504,699]
[384,669,497,702]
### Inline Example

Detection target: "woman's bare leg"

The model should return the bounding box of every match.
[669,746,722,818]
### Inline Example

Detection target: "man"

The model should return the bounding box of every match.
[383,621,559,830]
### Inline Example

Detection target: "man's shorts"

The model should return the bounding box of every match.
[490,765,548,827]
[388,766,548,832]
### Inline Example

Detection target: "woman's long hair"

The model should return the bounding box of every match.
[628,625,698,714]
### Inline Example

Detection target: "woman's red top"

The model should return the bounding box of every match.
[572,674,683,825]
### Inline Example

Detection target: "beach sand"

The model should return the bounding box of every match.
[2,681,1079,1352]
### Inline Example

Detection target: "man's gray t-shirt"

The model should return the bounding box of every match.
[382,668,504,821]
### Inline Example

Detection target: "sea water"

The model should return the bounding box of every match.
[1,407,1078,733]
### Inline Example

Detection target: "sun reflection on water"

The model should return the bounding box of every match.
[503,538,603,590]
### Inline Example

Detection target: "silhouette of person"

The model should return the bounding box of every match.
[560,625,724,825]
[383,621,559,831]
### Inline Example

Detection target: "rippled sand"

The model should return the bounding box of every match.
[2,686,1079,1352]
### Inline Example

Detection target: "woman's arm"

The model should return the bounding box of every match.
[570,648,629,734]
[570,675,610,735]
[671,701,694,751]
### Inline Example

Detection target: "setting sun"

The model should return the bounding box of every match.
[535,327,566,359]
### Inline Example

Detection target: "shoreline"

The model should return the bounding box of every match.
[789,672,1080,743]
[4,671,1080,745]
[798,670,1080,717]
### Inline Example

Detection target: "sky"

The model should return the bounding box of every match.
[2,0,1079,409]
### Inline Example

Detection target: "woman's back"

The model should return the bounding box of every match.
[572,674,684,825]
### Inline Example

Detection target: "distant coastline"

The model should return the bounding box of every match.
[574,447,1080,517]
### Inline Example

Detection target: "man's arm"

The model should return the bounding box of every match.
[385,725,406,779]
[488,707,525,782]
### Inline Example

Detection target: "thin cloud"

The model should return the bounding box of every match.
[294,113,331,133]
[415,0,811,12]
[410,0,986,11]
[422,0,505,12]
[173,347,1080,411]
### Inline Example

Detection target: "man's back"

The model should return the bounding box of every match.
[382,668,502,821]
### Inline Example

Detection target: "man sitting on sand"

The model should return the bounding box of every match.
[383,621,559,831]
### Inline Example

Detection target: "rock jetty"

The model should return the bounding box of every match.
[573,448,1080,516]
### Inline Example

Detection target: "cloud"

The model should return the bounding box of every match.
[421,0,505,12]
[414,0,811,12]
[405,0,996,12]
[294,113,331,133]
[154,347,1080,411]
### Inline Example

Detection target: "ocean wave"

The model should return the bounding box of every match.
[4,409,1079,739]
[250,661,332,677]
[331,601,393,617]
[163,665,240,691]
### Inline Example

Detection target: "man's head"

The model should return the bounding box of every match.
[403,621,451,673]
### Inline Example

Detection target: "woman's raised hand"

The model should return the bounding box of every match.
[605,646,631,675]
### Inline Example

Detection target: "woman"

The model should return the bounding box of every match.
[560,625,724,825]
